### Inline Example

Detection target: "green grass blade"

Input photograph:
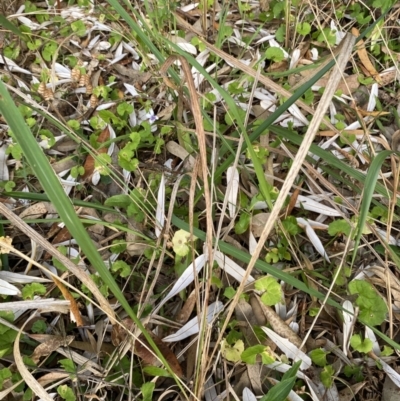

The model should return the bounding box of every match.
[351,150,399,264]
[0,15,24,37]
[261,361,300,401]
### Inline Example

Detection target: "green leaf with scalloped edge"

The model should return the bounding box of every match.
[350,334,373,353]
[349,280,387,326]
[255,276,282,306]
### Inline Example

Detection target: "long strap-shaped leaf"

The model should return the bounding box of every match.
[351,150,400,265]
[0,81,184,389]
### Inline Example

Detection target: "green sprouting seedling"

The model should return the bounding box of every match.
[57,384,76,401]
[0,312,17,358]
[265,240,291,264]
[350,334,373,353]
[141,382,155,401]
[309,348,329,367]
[241,344,275,364]
[296,22,311,36]
[71,20,86,37]
[94,153,112,176]
[234,211,250,235]
[0,368,11,390]
[313,28,336,46]
[59,358,77,374]
[320,365,335,388]
[22,283,46,300]
[221,339,244,362]
[111,260,131,278]
[265,47,285,62]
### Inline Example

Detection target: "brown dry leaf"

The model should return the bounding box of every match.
[126,220,150,256]
[52,276,84,326]
[352,27,382,84]
[251,213,271,238]
[51,157,78,174]
[356,109,390,117]
[234,299,264,395]
[378,69,398,86]
[31,335,75,364]
[185,339,197,379]
[135,333,183,378]
[46,222,62,240]
[319,129,367,137]
[112,63,152,84]
[19,202,49,219]
[70,339,115,355]
[250,294,305,351]
[166,141,196,172]
[267,60,288,73]
[111,317,135,346]
[314,74,360,95]
[285,184,302,216]
[82,125,110,180]
[391,130,400,151]
[81,207,105,236]
[175,289,197,324]
[51,226,72,244]
[338,382,366,401]
[37,372,70,387]
[259,0,270,11]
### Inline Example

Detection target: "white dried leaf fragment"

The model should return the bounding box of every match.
[367,83,378,112]
[214,251,255,284]
[155,173,165,238]
[297,218,330,262]
[379,358,400,388]
[124,83,139,97]
[162,301,223,342]
[242,387,257,401]
[0,145,9,181]
[226,166,239,218]
[365,327,380,356]
[0,278,21,296]
[177,42,197,55]
[296,195,341,216]
[0,55,31,74]
[342,300,354,356]
[17,16,47,30]
[0,272,50,284]
[204,377,218,401]
[262,326,312,370]
[54,63,72,79]
[153,254,206,314]
[249,231,257,255]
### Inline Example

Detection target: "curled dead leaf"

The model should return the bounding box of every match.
[135,333,183,378]
[31,335,74,364]
[111,319,183,377]
[82,126,110,180]
[251,213,271,238]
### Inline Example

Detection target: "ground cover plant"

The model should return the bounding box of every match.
[0,0,399,400]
